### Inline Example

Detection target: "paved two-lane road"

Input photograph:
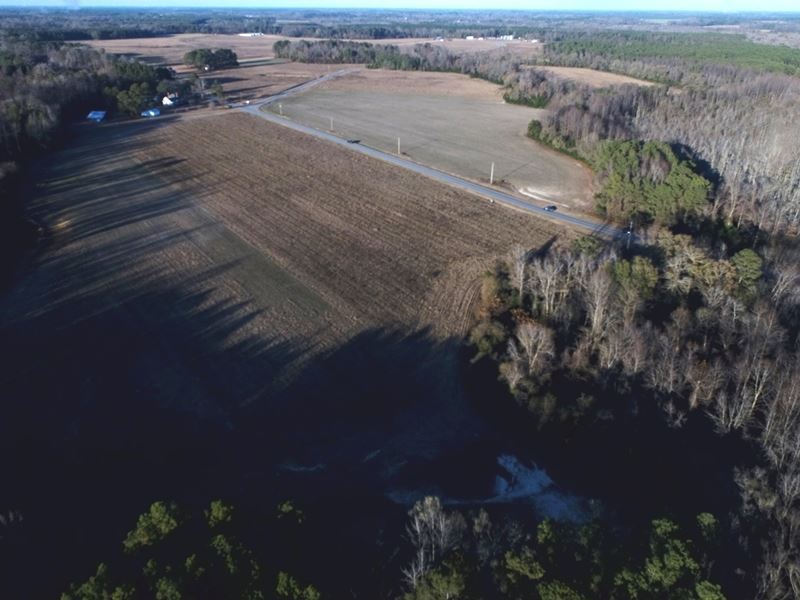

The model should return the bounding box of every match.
[236,71,627,240]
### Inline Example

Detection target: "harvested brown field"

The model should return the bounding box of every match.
[208,62,334,102]
[83,33,290,64]
[535,66,655,88]
[83,33,541,66]
[1,102,573,596]
[273,68,594,210]
[135,112,560,339]
[1,109,562,483]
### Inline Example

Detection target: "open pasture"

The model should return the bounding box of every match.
[271,69,594,210]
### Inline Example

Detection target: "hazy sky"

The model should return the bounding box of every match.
[6,0,800,11]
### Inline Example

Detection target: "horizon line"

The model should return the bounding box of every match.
[6,5,800,12]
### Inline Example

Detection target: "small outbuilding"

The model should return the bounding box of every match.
[86,110,106,123]
[140,108,161,118]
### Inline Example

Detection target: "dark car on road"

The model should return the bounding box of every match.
[543,205,558,212]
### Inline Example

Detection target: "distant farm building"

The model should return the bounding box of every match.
[238,32,264,37]
[86,110,106,123]
[141,108,161,118]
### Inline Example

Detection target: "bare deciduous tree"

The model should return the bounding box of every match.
[509,244,528,302]
[402,497,462,590]
[515,322,555,375]
[580,266,615,342]
[527,254,563,319]
[499,352,525,391]
[646,329,688,398]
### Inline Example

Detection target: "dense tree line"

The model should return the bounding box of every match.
[0,37,176,165]
[468,226,800,598]
[543,31,800,79]
[273,39,411,67]
[462,30,800,599]
[528,31,800,233]
[0,40,109,162]
[0,9,279,41]
[0,8,541,42]
[272,39,524,86]
[526,70,800,234]
[62,494,731,599]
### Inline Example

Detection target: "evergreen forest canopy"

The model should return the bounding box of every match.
[183,48,239,70]
[546,31,800,78]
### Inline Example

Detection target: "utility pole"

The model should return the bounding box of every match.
[397,137,401,155]
[329,117,334,131]
[490,162,495,185]
[278,103,283,116]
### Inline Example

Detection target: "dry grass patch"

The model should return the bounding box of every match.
[535,66,656,88]
[275,69,595,210]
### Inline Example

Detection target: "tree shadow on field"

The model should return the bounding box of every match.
[0,277,464,598]
[257,328,469,468]
[0,114,479,598]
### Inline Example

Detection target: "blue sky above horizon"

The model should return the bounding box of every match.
[4,1,800,12]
